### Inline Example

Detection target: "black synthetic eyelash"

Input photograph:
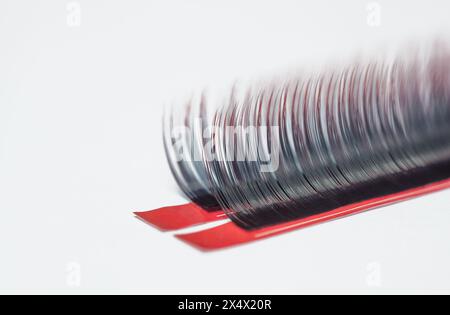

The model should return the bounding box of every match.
[163,43,450,231]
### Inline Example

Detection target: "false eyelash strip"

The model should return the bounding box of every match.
[136,43,450,250]
[136,178,450,250]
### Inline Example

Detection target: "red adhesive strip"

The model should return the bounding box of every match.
[176,178,450,251]
[134,203,227,231]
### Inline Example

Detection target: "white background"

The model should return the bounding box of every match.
[1,0,450,294]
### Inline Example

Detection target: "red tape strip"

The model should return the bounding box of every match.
[175,178,450,251]
[135,203,227,231]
